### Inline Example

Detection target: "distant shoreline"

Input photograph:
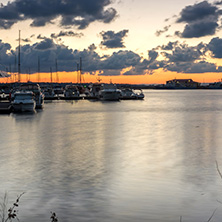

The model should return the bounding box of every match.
[0,82,222,90]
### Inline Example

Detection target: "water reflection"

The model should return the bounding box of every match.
[1,91,222,221]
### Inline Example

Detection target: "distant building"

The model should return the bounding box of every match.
[165,79,200,89]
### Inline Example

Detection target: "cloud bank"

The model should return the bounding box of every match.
[0,0,117,29]
[0,35,222,77]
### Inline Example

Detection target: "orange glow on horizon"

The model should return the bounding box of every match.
[1,69,222,84]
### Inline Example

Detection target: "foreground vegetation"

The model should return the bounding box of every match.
[0,192,58,222]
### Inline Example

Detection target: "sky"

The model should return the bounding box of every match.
[1,0,222,84]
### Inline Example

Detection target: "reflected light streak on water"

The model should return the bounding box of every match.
[1,90,222,221]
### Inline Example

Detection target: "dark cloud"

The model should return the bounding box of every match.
[37,34,47,40]
[207,37,222,58]
[176,1,220,38]
[162,43,204,63]
[181,16,218,38]
[155,41,179,51]
[88,44,97,51]
[51,31,83,39]
[177,1,218,23]
[214,0,222,5]
[147,50,158,63]
[0,40,14,64]
[0,38,146,75]
[1,35,222,77]
[165,61,222,73]
[34,39,56,51]
[100,30,129,48]
[160,1,222,38]
[0,0,117,29]
[153,38,222,73]
[101,50,141,70]
[122,50,161,75]
[99,69,122,76]
[22,38,31,43]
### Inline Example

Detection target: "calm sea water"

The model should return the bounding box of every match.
[1,90,222,222]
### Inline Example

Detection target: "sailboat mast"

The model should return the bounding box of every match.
[18,30,21,82]
[50,67,53,83]
[79,57,82,84]
[38,56,40,82]
[77,63,79,83]
[55,59,59,83]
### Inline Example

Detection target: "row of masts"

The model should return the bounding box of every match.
[11,31,83,83]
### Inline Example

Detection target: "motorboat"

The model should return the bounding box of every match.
[42,87,56,100]
[19,83,44,109]
[120,88,144,100]
[53,85,64,97]
[135,89,145,100]
[99,83,121,101]
[120,88,137,100]
[88,82,103,99]
[63,84,80,99]
[12,91,36,112]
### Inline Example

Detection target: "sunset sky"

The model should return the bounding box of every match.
[1,0,222,84]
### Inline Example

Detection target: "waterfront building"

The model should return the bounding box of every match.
[165,79,200,89]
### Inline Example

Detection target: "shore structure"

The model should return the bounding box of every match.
[165,79,200,89]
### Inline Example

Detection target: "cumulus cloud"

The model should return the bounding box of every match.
[155,41,179,51]
[162,43,204,63]
[0,0,117,29]
[180,16,218,38]
[153,39,222,73]
[158,1,222,38]
[0,38,147,75]
[177,1,221,38]
[207,37,222,58]
[177,1,218,23]
[100,30,129,48]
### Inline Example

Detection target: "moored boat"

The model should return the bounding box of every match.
[120,88,137,100]
[12,91,36,112]
[99,83,121,101]
[87,82,103,99]
[120,88,144,100]
[134,89,145,100]
[19,83,44,109]
[63,84,81,100]
[42,87,56,100]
